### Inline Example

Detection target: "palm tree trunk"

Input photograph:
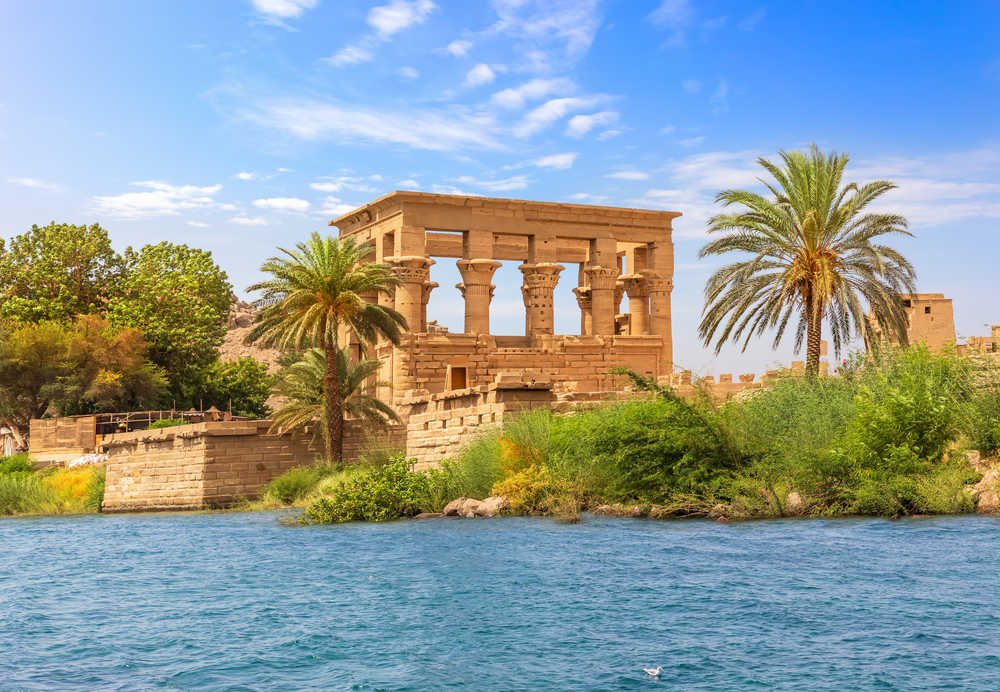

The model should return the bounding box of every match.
[805,300,822,377]
[323,344,344,463]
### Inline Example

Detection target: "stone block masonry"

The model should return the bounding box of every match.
[102,420,405,512]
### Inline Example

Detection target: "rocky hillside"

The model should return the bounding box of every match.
[220,299,282,371]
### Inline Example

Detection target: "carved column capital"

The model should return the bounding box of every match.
[387,256,434,284]
[519,263,564,336]
[621,274,649,298]
[572,286,592,310]
[457,259,502,286]
[584,265,619,290]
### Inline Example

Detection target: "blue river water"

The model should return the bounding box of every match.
[2,512,1000,691]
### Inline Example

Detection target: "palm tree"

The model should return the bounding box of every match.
[698,144,916,374]
[247,233,405,461]
[270,347,399,449]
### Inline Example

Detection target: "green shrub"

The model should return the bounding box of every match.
[303,455,430,523]
[85,466,106,512]
[0,453,34,474]
[0,472,56,515]
[148,418,187,430]
[264,466,322,505]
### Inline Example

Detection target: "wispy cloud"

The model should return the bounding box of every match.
[7,176,63,191]
[230,215,268,226]
[648,0,693,45]
[454,174,530,192]
[464,63,496,87]
[490,77,575,109]
[309,175,378,193]
[328,0,435,68]
[250,0,318,22]
[514,96,602,137]
[93,181,223,220]
[739,8,766,31]
[252,196,310,212]
[187,221,210,228]
[679,135,706,148]
[710,79,729,112]
[243,99,502,151]
[533,152,578,170]
[607,170,649,181]
[399,66,420,79]
[681,79,701,94]
[566,110,618,137]
[234,171,255,180]
[488,0,604,68]
[316,196,357,217]
[446,39,472,56]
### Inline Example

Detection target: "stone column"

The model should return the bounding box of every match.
[420,281,438,331]
[646,274,673,367]
[456,259,501,335]
[621,274,650,335]
[519,263,564,336]
[585,266,618,336]
[572,286,593,335]
[387,256,434,333]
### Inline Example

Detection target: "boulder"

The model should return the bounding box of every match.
[458,498,484,518]
[974,469,999,514]
[475,495,508,517]
[413,512,444,519]
[785,492,804,514]
[442,498,469,516]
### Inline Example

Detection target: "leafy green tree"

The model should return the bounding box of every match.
[247,233,404,462]
[270,347,398,447]
[0,222,122,322]
[58,315,168,415]
[108,242,231,398]
[193,357,274,418]
[698,144,916,374]
[0,321,74,436]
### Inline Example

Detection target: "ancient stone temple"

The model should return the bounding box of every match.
[331,192,681,462]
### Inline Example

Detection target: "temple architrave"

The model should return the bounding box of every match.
[331,191,680,417]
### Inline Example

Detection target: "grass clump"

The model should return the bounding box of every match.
[0,458,106,517]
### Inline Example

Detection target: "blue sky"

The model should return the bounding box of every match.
[2,0,998,375]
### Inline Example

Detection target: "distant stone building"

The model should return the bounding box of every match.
[869,293,957,350]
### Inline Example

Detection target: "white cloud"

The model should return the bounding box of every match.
[648,0,693,44]
[682,79,701,94]
[490,77,575,110]
[533,152,578,170]
[317,196,357,217]
[464,63,496,87]
[446,39,472,56]
[566,110,618,137]
[679,136,706,148]
[187,221,210,228]
[250,0,317,20]
[569,192,608,203]
[454,175,530,192]
[597,129,622,141]
[309,176,377,193]
[490,0,603,59]
[514,96,601,137]
[244,99,502,151]
[368,0,435,38]
[92,181,223,220]
[327,44,374,66]
[234,171,255,180]
[399,66,420,79]
[7,177,62,191]
[607,170,649,181]
[230,216,268,226]
[398,178,420,187]
[369,174,383,181]
[711,79,729,112]
[253,197,311,212]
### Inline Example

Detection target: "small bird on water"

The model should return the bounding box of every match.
[643,666,662,677]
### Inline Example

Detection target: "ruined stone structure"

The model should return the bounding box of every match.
[330,192,680,404]
[869,293,957,351]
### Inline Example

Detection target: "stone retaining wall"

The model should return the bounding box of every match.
[102,420,405,512]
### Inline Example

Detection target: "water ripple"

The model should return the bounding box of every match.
[2,513,1000,690]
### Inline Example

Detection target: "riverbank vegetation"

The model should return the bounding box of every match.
[0,454,105,516]
[298,347,999,523]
